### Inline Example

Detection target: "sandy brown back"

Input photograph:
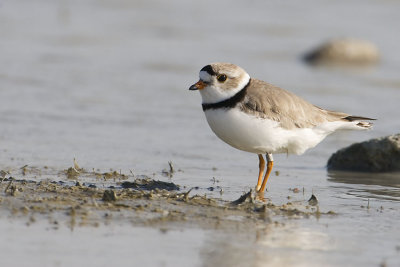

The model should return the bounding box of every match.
[239,79,351,130]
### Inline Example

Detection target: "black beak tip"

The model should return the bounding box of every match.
[189,84,198,91]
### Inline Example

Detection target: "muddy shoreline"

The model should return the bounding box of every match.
[0,167,334,231]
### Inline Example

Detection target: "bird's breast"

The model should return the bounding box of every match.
[203,107,329,155]
[203,108,286,154]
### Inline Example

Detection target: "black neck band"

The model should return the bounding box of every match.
[202,79,251,111]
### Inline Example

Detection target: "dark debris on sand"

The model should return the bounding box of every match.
[121,177,179,191]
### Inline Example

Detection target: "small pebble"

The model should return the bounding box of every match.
[308,194,318,206]
[102,190,117,202]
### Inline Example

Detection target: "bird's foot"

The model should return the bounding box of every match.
[255,189,267,202]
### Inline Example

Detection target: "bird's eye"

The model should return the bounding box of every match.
[217,74,227,82]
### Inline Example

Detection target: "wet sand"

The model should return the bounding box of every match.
[0,165,339,267]
[1,165,398,267]
[0,167,330,230]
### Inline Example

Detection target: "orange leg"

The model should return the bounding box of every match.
[256,154,265,191]
[259,153,274,193]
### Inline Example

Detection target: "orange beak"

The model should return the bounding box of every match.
[189,80,206,91]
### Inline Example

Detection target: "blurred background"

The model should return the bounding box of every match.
[1,1,400,266]
[0,0,399,178]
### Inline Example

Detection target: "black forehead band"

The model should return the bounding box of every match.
[200,65,216,76]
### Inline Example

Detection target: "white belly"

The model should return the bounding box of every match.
[204,108,328,155]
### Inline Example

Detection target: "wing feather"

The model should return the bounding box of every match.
[239,79,373,130]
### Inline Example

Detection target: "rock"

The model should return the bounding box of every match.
[121,177,180,191]
[102,190,117,202]
[327,134,400,172]
[303,38,379,65]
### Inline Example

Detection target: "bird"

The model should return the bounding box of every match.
[189,63,374,194]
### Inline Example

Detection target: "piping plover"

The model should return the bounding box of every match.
[189,63,374,193]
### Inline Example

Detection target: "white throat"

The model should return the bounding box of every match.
[199,73,250,104]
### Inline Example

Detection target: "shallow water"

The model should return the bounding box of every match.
[1,0,400,266]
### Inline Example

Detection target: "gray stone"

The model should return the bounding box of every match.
[304,38,379,65]
[327,134,400,172]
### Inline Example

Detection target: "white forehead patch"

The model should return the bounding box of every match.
[199,71,212,82]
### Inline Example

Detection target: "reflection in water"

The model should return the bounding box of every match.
[201,231,258,267]
[327,171,400,200]
[201,225,339,267]
[255,225,338,266]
